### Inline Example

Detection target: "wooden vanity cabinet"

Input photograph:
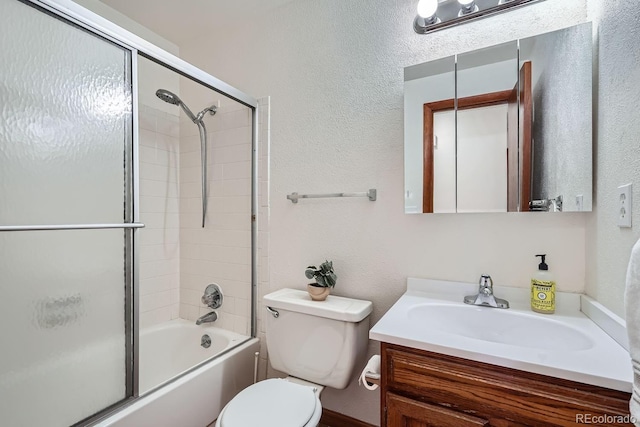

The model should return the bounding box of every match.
[381,343,633,427]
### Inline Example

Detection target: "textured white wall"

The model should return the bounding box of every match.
[585,0,640,317]
[179,1,590,424]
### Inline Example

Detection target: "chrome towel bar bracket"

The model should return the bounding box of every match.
[287,189,377,204]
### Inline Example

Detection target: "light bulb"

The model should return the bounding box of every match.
[457,0,477,15]
[417,0,438,18]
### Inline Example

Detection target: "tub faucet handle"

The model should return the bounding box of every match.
[202,283,223,309]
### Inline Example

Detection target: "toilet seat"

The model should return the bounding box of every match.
[217,379,322,427]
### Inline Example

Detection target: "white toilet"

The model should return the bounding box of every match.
[216,288,373,427]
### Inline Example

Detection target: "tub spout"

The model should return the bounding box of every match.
[196,311,218,325]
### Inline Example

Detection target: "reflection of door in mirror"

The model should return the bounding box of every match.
[423,64,531,213]
[457,104,508,213]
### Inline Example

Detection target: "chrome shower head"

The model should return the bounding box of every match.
[155,89,180,105]
[155,88,197,122]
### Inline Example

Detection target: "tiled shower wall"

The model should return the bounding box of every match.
[137,96,269,337]
[138,104,181,328]
[178,98,268,337]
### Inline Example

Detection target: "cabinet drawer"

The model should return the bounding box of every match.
[387,392,489,427]
[384,344,632,426]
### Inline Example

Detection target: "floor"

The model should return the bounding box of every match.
[209,422,330,426]
[208,421,331,426]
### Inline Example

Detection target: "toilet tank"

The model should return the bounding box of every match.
[263,288,372,390]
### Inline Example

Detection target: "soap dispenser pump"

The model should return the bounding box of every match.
[531,254,556,314]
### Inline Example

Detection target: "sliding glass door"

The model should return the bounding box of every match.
[0,0,135,425]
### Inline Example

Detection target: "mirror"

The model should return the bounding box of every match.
[404,23,593,214]
[404,55,456,213]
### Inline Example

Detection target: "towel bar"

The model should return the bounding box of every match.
[0,223,145,232]
[287,189,377,204]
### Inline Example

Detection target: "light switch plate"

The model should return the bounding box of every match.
[617,183,632,228]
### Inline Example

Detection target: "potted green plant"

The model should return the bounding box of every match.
[305,260,337,301]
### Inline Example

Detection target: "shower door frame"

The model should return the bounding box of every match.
[11,0,259,424]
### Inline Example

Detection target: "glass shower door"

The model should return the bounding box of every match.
[0,0,135,425]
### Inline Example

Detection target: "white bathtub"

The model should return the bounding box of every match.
[97,319,259,427]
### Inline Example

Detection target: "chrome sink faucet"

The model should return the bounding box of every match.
[464,274,509,309]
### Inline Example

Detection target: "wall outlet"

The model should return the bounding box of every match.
[617,183,632,228]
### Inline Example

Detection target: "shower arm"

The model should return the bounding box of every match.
[197,121,208,228]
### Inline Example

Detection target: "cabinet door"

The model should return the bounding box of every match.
[387,393,489,427]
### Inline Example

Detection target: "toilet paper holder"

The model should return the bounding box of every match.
[363,372,380,387]
[359,355,382,390]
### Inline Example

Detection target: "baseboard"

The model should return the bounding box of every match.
[320,409,376,427]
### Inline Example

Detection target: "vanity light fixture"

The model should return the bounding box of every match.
[413,0,546,34]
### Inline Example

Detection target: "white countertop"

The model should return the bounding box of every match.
[369,278,633,392]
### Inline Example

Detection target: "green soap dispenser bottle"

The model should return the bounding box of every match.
[531,254,556,314]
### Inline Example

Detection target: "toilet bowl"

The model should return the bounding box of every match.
[216,288,372,427]
[215,378,322,427]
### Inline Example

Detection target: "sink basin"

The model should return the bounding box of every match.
[407,303,594,351]
[369,278,633,392]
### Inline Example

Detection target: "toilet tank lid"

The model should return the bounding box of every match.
[264,288,372,322]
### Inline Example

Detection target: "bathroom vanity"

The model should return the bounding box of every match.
[370,278,633,426]
[381,343,631,426]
